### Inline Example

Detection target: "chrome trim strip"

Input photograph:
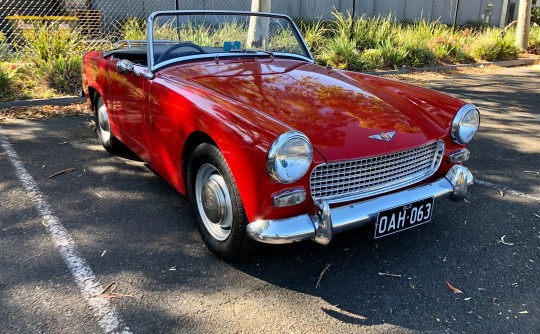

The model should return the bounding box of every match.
[146,10,314,74]
[247,166,473,245]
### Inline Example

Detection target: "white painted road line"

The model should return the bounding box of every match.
[475,179,540,202]
[0,128,132,334]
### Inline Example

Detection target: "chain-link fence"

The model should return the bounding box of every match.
[1,0,507,52]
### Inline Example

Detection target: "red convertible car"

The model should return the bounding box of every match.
[82,11,479,260]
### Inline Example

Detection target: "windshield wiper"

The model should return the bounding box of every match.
[229,49,274,59]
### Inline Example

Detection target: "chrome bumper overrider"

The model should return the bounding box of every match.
[247,165,474,245]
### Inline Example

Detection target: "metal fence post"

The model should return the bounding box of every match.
[453,0,461,27]
[350,0,356,41]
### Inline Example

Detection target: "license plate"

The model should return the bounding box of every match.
[374,197,434,239]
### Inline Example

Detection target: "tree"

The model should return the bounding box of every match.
[246,0,271,48]
[516,0,533,51]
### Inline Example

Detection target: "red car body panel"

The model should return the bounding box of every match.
[82,52,467,223]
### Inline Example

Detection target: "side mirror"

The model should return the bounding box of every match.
[117,59,134,74]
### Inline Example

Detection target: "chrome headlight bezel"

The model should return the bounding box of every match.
[267,131,313,184]
[451,104,480,144]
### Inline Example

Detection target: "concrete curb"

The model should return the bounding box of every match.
[0,96,85,109]
[368,58,539,76]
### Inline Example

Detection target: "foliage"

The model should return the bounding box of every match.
[119,17,147,40]
[378,40,409,69]
[531,8,540,26]
[471,28,519,61]
[461,19,490,30]
[359,49,383,70]
[298,19,328,54]
[21,22,83,94]
[529,26,540,54]
[319,34,361,70]
[0,66,14,97]
[314,9,522,70]
[0,61,49,101]
[353,14,395,50]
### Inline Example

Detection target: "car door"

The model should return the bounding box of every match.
[107,57,151,162]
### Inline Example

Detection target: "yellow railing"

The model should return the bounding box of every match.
[5,15,79,21]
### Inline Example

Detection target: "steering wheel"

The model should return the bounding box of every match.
[157,42,205,63]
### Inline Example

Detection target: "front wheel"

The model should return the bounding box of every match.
[187,143,258,260]
[95,96,120,153]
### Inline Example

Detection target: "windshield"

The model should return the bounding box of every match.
[149,11,311,68]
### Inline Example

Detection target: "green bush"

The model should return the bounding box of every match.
[319,34,362,70]
[298,19,328,54]
[429,34,472,63]
[0,67,14,98]
[531,8,540,26]
[379,40,409,69]
[471,29,518,61]
[119,17,147,40]
[403,44,437,68]
[353,14,395,50]
[359,49,383,70]
[529,26,540,53]
[22,22,83,94]
[41,55,82,95]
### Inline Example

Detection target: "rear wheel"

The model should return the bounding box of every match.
[187,143,258,260]
[95,96,119,153]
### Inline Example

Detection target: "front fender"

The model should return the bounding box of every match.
[147,75,322,222]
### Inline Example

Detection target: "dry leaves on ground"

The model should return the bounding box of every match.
[383,65,504,85]
[445,280,463,294]
[0,103,90,123]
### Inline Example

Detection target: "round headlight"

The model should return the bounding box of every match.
[267,131,313,184]
[451,104,480,144]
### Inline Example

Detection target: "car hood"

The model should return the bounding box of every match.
[162,59,463,162]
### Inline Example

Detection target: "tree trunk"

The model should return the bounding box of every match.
[246,0,271,49]
[515,0,532,51]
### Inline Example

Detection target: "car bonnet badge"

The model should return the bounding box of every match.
[369,131,396,142]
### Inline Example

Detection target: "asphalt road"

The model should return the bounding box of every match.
[0,66,539,334]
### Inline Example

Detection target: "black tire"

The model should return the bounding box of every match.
[187,143,259,260]
[95,96,120,153]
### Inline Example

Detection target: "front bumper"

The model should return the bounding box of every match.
[247,165,473,245]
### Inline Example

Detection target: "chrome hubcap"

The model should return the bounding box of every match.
[97,103,111,143]
[195,164,233,241]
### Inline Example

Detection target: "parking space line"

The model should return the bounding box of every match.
[475,179,540,202]
[0,128,132,334]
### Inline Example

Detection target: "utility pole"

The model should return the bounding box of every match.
[515,0,532,51]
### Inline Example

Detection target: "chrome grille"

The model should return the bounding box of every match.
[310,141,445,203]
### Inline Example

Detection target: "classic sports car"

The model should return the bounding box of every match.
[82,11,479,260]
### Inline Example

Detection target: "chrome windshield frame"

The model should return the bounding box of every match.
[146,10,314,76]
